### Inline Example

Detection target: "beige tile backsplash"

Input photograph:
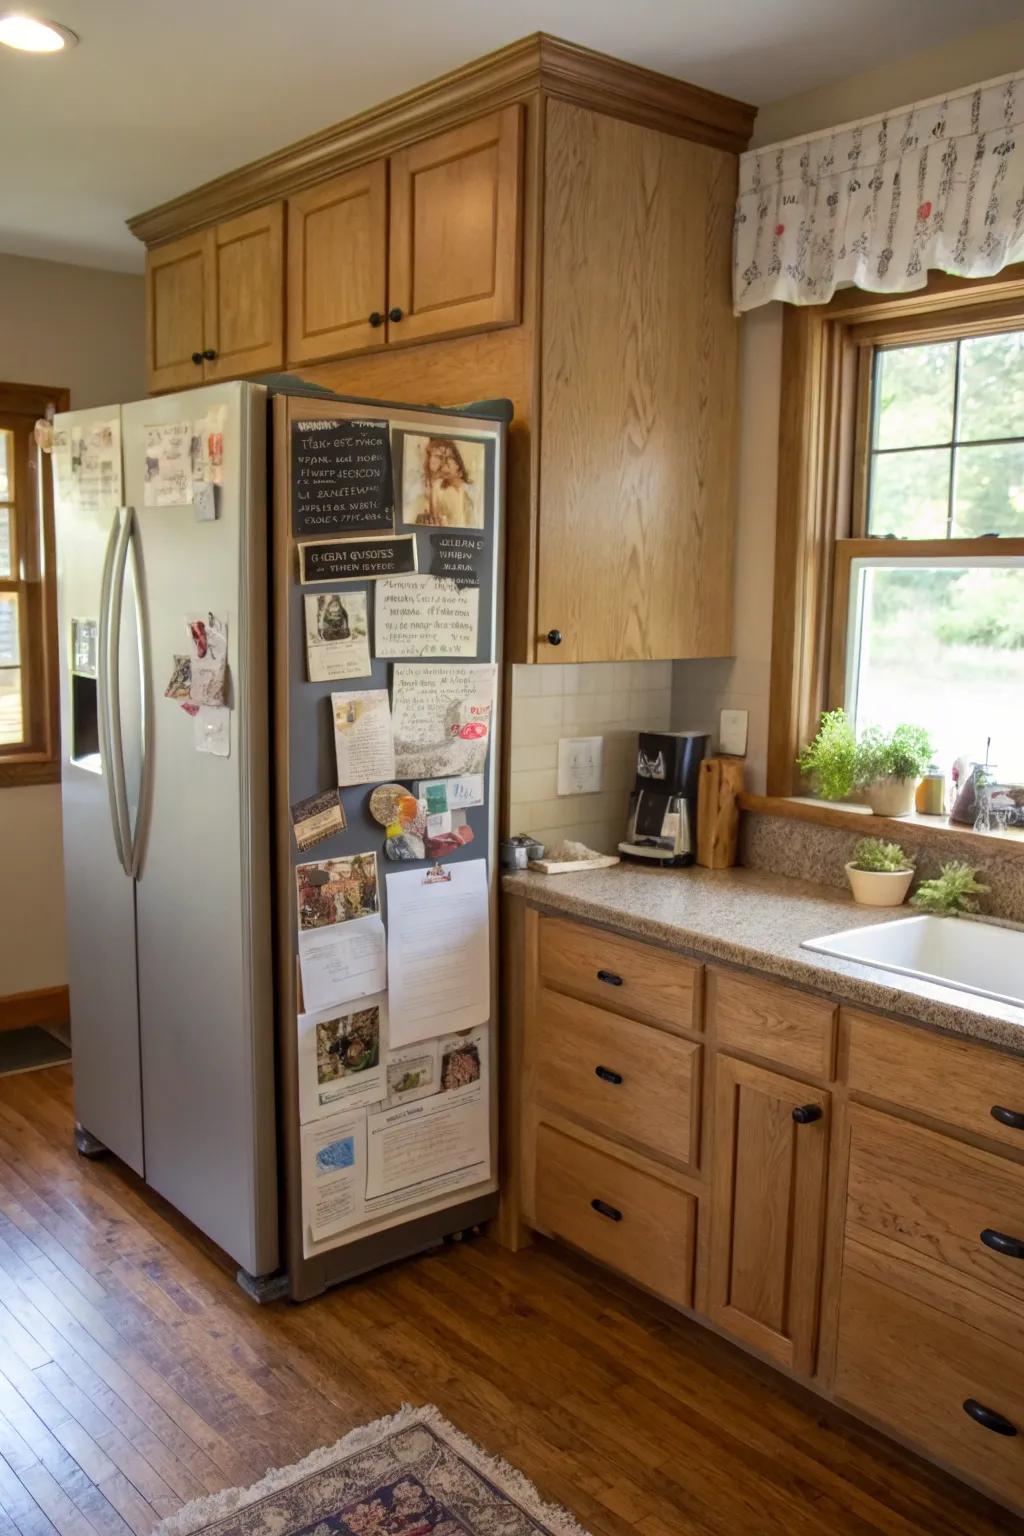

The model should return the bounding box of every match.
[507,662,673,854]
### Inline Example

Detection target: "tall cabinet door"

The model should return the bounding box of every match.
[707,1056,829,1375]
[146,233,207,393]
[387,105,522,345]
[287,162,388,364]
[203,204,285,381]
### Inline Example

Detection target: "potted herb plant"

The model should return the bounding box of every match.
[845,837,915,907]
[911,861,989,916]
[798,710,933,816]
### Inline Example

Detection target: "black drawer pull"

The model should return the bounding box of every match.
[202,348,217,361]
[963,1399,1018,1437]
[591,1198,622,1222]
[792,1104,823,1124]
[191,351,203,365]
[981,1228,1024,1260]
[597,969,623,987]
[546,629,563,646]
[991,1105,1024,1130]
[368,311,384,327]
[388,306,404,322]
[595,1065,623,1085]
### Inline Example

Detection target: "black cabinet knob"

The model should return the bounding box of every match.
[991,1105,1024,1130]
[792,1104,823,1124]
[202,348,217,361]
[597,969,623,987]
[191,351,203,365]
[594,1065,623,1085]
[980,1228,1024,1260]
[963,1399,1018,1437]
[388,307,404,322]
[368,311,384,327]
[591,1198,623,1223]
[546,629,563,646]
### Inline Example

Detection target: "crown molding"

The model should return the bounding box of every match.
[128,33,755,248]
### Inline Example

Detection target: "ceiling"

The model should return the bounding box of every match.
[2,0,1020,272]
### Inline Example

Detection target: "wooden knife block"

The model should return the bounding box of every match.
[696,756,745,868]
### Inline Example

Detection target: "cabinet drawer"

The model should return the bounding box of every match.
[846,1010,1024,1153]
[709,969,835,1078]
[538,914,702,1033]
[847,1105,1024,1308]
[535,1122,695,1308]
[532,987,701,1167]
[835,1262,1024,1512]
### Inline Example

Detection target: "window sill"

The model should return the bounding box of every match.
[0,758,61,789]
[739,793,1024,856]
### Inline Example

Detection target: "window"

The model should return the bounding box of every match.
[769,267,1024,802]
[0,383,67,786]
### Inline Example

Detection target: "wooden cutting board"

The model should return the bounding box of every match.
[696,756,745,868]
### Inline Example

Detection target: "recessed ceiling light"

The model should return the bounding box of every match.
[0,13,78,51]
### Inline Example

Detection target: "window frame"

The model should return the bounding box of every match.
[0,382,68,788]
[768,265,1024,798]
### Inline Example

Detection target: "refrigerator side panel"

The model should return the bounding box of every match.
[122,384,277,1276]
[53,406,144,1175]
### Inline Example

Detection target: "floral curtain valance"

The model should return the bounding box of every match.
[733,71,1024,313]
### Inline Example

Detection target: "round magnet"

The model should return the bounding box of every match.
[369,783,409,827]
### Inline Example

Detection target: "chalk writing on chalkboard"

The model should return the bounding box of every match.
[428,531,485,590]
[291,418,394,537]
[301,536,418,585]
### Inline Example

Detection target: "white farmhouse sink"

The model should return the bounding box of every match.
[802,915,1024,1010]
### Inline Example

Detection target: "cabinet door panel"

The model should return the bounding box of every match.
[388,106,522,345]
[146,233,206,393]
[707,1056,828,1374]
[287,162,387,364]
[537,100,738,662]
[204,203,284,380]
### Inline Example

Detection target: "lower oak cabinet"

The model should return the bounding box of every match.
[506,903,1024,1516]
[706,1056,829,1375]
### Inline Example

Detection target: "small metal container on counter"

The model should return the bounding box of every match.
[501,834,545,870]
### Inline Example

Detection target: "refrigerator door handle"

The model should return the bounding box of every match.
[126,514,153,879]
[97,509,128,874]
[105,506,135,878]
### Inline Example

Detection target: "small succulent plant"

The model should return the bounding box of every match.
[850,837,912,873]
[911,861,989,917]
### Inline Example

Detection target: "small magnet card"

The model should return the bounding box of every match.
[401,434,486,528]
[291,788,347,852]
[291,418,394,538]
[428,531,485,590]
[303,591,371,682]
[185,612,228,708]
[164,655,191,699]
[301,536,417,585]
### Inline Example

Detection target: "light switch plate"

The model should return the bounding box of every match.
[719,708,749,757]
[557,735,603,796]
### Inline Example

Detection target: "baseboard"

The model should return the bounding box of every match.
[0,985,70,1033]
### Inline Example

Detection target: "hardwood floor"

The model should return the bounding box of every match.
[0,1066,1015,1536]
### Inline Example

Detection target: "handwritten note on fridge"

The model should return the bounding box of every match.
[375,575,479,658]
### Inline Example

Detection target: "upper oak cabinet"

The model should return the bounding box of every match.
[286,108,523,366]
[146,204,285,392]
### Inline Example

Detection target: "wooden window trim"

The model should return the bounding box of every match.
[768,264,1024,798]
[0,382,68,789]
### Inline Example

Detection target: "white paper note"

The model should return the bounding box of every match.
[332,688,395,787]
[144,421,192,505]
[304,591,371,682]
[365,1075,489,1202]
[375,575,479,658]
[416,774,484,811]
[192,705,230,757]
[385,859,490,1045]
[53,419,122,515]
[391,663,496,780]
[298,994,387,1123]
[298,913,386,1014]
[301,1110,367,1241]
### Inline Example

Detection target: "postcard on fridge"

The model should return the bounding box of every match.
[290,788,346,852]
[400,433,486,529]
[144,421,192,506]
[301,1110,367,1242]
[332,689,396,787]
[186,612,228,708]
[304,591,371,683]
[385,858,490,1045]
[296,853,385,1012]
[298,995,386,1122]
[391,663,496,779]
[374,575,479,658]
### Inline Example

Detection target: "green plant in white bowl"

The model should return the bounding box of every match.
[911,861,989,917]
[846,837,914,907]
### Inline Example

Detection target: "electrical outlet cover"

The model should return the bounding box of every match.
[719,708,748,757]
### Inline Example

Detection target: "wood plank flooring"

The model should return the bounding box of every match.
[0,1066,1016,1536]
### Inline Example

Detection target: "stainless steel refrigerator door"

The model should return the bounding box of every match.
[54,406,145,1176]
[121,384,277,1277]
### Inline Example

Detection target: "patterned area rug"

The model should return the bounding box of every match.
[155,1404,590,1536]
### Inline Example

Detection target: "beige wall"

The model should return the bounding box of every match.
[0,252,145,998]
[673,18,1024,794]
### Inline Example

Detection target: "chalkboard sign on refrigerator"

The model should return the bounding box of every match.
[291,418,394,538]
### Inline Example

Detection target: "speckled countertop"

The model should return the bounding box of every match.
[503,863,1024,1054]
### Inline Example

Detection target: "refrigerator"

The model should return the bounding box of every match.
[53,382,278,1281]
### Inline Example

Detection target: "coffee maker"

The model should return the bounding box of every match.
[619,730,709,866]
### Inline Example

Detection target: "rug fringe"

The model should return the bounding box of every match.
[153,1403,591,1536]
